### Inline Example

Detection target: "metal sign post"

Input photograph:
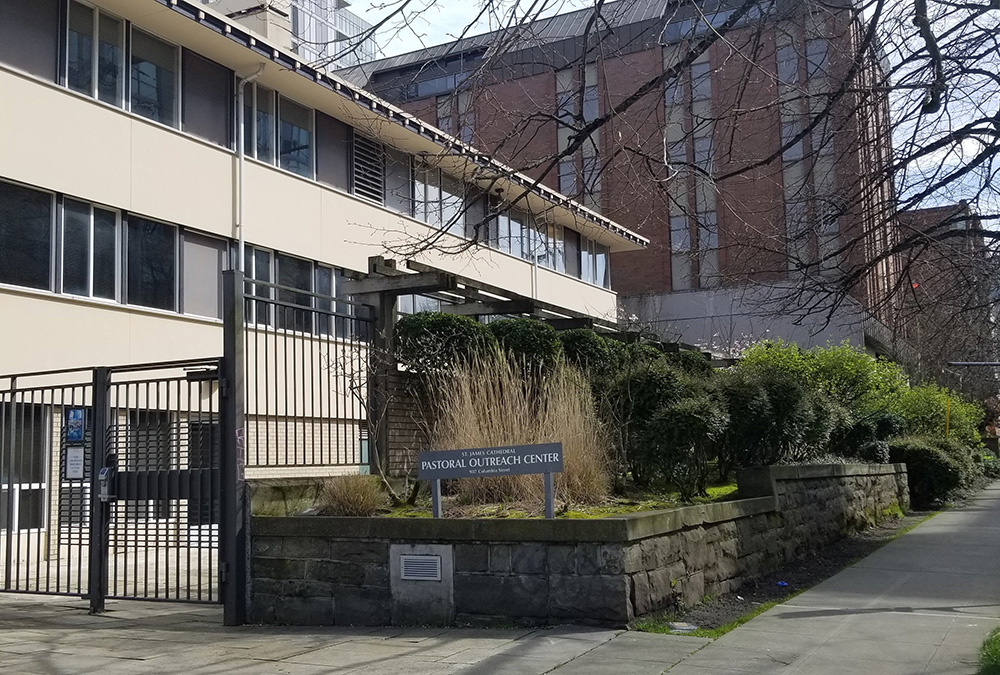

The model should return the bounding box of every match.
[417,442,564,519]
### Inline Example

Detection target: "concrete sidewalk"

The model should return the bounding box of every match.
[666,482,1000,674]
[0,595,709,674]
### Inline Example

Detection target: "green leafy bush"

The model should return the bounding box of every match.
[925,437,982,488]
[394,312,496,374]
[889,437,963,508]
[607,362,689,484]
[641,395,728,500]
[805,342,907,413]
[896,384,983,445]
[558,329,611,371]
[665,349,714,377]
[982,455,1000,479]
[488,318,563,369]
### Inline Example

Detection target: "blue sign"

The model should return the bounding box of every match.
[66,408,86,443]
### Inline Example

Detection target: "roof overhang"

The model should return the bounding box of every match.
[95,0,648,254]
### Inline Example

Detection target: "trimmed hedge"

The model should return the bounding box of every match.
[889,437,963,508]
[488,318,563,368]
[394,312,496,373]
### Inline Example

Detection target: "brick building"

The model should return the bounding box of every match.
[342,0,903,354]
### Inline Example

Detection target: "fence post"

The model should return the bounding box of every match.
[88,367,110,613]
[221,270,248,626]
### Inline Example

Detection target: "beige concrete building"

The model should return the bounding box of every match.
[0,0,645,378]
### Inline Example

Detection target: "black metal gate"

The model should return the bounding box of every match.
[0,358,238,613]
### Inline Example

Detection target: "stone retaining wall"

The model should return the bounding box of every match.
[250,463,908,626]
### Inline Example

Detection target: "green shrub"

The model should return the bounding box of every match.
[983,455,1000,479]
[558,329,611,371]
[714,369,773,476]
[804,342,907,412]
[665,349,714,377]
[896,384,983,446]
[889,437,963,508]
[641,395,728,500]
[857,440,891,464]
[607,362,689,484]
[488,318,563,369]
[321,474,388,516]
[394,312,496,374]
[925,437,982,488]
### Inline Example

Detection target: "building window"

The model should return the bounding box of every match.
[245,246,273,325]
[670,216,692,291]
[457,90,474,143]
[805,39,828,79]
[244,84,276,163]
[781,121,803,162]
[130,29,178,127]
[593,241,610,289]
[181,50,233,148]
[316,111,352,191]
[582,155,602,209]
[278,96,314,178]
[690,61,712,102]
[67,2,124,106]
[436,95,453,135]
[0,181,53,291]
[245,245,340,334]
[776,44,798,85]
[558,159,577,196]
[0,0,60,82]
[697,212,719,288]
[276,252,314,331]
[181,231,226,318]
[62,199,117,300]
[126,216,176,311]
[414,165,465,236]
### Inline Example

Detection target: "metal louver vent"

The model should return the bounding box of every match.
[399,554,442,581]
[353,132,385,204]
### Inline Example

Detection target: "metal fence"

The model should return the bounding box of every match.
[241,278,376,470]
[0,359,228,606]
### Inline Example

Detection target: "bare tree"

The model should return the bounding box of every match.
[325,0,1000,397]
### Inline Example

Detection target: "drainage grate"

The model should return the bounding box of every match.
[399,554,442,581]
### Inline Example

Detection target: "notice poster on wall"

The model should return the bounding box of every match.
[66,446,85,480]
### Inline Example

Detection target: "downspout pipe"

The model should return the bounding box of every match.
[237,64,267,273]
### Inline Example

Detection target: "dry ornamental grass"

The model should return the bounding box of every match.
[321,474,388,516]
[426,352,610,506]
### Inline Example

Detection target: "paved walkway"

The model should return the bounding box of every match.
[0,483,996,674]
[667,482,1000,675]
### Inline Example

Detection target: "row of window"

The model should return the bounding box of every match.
[0,0,614,290]
[0,179,362,327]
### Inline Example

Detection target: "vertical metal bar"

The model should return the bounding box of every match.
[544,472,555,520]
[4,380,17,591]
[1,385,11,592]
[222,270,248,625]
[88,368,110,613]
[431,479,442,518]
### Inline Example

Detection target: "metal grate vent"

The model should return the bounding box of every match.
[352,132,385,204]
[399,554,442,581]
